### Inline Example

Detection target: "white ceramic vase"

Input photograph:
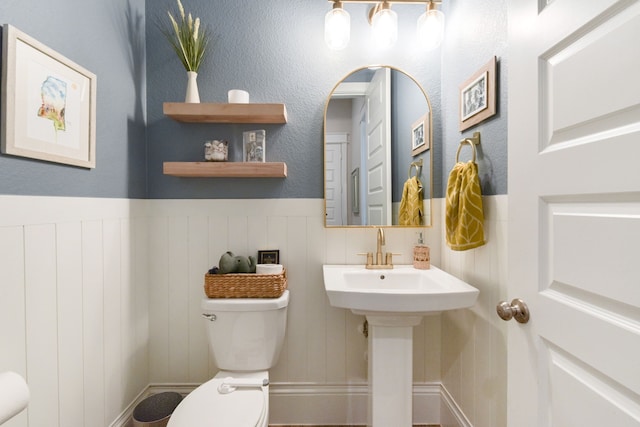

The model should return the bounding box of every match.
[185,71,200,103]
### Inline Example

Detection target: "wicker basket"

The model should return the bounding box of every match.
[204,269,287,298]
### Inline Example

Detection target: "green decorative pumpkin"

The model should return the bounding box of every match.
[217,251,257,274]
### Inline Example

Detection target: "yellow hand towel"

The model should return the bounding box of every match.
[445,161,485,250]
[399,176,423,226]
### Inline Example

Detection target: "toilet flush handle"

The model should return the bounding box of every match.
[202,313,217,321]
[218,377,269,394]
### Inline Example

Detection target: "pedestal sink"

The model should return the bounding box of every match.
[322,264,479,427]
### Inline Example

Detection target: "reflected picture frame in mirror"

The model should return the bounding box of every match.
[411,112,430,156]
[323,65,433,228]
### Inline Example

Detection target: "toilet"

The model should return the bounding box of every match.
[167,290,289,427]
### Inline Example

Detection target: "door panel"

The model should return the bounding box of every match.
[365,68,391,225]
[548,345,640,426]
[325,142,345,226]
[508,0,640,425]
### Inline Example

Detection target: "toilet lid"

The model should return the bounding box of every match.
[168,376,266,427]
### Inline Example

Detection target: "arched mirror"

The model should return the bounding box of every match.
[324,66,432,227]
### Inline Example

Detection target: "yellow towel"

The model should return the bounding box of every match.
[399,176,423,226]
[445,161,485,250]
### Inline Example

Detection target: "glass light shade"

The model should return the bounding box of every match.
[417,9,445,50]
[371,8,397,49]
[325,7,351,50]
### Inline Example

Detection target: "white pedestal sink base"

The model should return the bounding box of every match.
[364,314,423,427]
[323,265,480,427]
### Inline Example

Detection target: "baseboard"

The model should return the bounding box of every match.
[108,386,147,427]
[109,382,470,427]
[440,385,473,427]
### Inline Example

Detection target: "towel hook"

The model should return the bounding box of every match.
[455,131,481,163]
[408,158,423,179]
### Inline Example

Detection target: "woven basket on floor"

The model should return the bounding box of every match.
[204,269,287,298]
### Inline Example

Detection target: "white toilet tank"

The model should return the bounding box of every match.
[201,290,289,371]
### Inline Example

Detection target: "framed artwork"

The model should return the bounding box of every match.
[258,250,279,264]
[459,56,496,131]
[351,167,360,215]
[411,113,430,156]
[243,129,266,162]
[1,25,97,168]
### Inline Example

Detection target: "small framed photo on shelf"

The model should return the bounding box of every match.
[258,250,279,264]
[243,129,266,162]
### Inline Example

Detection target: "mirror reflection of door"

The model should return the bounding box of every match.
[325,66,432,227]
[364,67,392,225]
[325,133,347,226]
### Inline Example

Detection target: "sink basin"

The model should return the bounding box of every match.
[322,264,479,315]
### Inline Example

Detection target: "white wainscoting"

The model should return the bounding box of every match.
[144,199,444,425]
[0,196,149,427]
[0,195,508,427]
[439,196,509,427]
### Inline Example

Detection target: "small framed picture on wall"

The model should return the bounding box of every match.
[459,56,497,131]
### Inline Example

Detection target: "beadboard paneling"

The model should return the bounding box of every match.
[145,199,443,390]
[439,196,509,427]
[0,227,27,427]
[1,195,507,426]
[0,196,149,427]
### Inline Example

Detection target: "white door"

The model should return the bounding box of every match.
[325,137,347,226]
[365,68,391,225]
[508,0,640,425]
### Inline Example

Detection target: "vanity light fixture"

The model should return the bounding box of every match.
[370,2,397,49]
[325,1,351,50]
[324,0,444,50]
[417,1,445,50]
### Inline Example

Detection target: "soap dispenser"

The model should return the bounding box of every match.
[413,232,430,270]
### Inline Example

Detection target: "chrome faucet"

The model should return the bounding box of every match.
[363,228,394,269]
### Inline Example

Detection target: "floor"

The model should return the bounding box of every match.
[269,425,439,426]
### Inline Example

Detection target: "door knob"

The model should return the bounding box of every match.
[496,298,530,323]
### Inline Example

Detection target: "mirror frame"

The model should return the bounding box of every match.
[323,65,433,228]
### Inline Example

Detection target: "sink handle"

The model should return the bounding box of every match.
[358,252,374,266]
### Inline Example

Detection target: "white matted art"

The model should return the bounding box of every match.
[459,56,496,132]
[1,24,97,168]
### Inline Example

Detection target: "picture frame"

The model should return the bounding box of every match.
[459,56,496,132]
[411,113,430,156]
[258,250,279,264]
[1,24,97,168]
[243,129,266,162]
[351,167,360,215]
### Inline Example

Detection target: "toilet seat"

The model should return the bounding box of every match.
[167,372,268,427]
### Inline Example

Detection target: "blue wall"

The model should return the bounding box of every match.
[441,0,508,196]
[0,0,147,198]
[391,70,433,203]
[0,0,507,200]
[146,0,444,199]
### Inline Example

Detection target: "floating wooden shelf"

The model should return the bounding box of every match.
[163,162,287,178]
[163,102,288,124]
